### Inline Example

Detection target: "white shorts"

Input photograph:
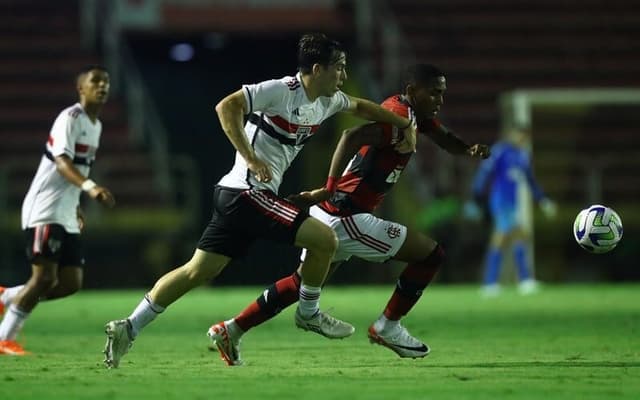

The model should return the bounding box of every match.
[301,205,408,263]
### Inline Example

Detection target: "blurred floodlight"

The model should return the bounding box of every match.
[170,43,194,62]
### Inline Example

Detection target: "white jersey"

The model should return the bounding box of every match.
[21,103,101,233]
[217,72,351,194]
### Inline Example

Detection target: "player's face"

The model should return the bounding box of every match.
[409,76,446,118]
[78,69,110,105]
[317,52,347,96]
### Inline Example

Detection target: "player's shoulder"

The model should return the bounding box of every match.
[381,94,409,118]
[280,74,301,91]
[58,103,85,121]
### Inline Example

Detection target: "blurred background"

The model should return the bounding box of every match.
[1,0,639,288]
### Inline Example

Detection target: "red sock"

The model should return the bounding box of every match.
[384,245,444,320]
[234,272,301,332]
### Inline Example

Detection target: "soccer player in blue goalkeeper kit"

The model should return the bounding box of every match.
[466,126,556,296]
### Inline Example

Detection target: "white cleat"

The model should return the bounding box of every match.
[294,308,355,339]
[207,322,243,366]
[103,319,134,369]
[518,279,540,295]
[367,324,429,358]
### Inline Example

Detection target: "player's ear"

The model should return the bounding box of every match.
[312,63,323,76]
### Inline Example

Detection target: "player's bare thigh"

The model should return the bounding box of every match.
[294,216,338,254]
[184,248,231,278]
[393,228,438,263]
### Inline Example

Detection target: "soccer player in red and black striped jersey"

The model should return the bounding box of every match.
[208,64,490,364]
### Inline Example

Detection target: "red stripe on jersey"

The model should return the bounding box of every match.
[75,143,89,152]
[47,136,54,146]
[267,115,320,134]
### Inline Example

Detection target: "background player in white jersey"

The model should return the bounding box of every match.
[0,66,115,355]
[103,33,417,368]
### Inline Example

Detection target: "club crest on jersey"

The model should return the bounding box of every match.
[295,126,312,145]
[386,224,402,239]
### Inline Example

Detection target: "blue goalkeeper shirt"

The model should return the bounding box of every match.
[471,141,545,230]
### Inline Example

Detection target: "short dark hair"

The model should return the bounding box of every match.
[76,64,108,83]
[297,33,345,74]
[403,64,445,88]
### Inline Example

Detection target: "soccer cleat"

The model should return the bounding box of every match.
[207,322,242,366]
[0,340,28,356]
[103,319,134,369]
[367,324,430,358]
[294,308,355,339]
[518,279,540,295]
[480,284,502,298]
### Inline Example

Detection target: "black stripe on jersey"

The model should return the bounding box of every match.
[44,148,93,166]
[244,86,253,114]
[248,114,315,146]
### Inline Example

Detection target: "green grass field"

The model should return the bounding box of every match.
[1,285,639,399]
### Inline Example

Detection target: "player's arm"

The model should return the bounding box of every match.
[54,155,115,208]
[424,121,490,159]
[215,89,272,183]
[287,123,385,208]
[344,96,416,153]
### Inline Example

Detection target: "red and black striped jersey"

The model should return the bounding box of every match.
[319,95,440,216]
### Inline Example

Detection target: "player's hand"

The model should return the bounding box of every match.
[286,188,330,209]
[88,186,116,208]
[539,198,557,219]
[247,155,273,183]
[467,144,491,159]
[77,207,85,231]
[394,119,417,154]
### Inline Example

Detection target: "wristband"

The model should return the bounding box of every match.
[81,179,97,192]
[325,176,338,194]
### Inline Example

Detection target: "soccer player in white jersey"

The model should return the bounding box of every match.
[0,66,115,355]
[103,33,417,368]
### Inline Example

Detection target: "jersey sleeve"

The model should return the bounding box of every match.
[326,91,352,116]
[522,152,546,202]
[49,109,80,158]
[242,79,288,115]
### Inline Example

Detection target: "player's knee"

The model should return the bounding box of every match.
[420,243,445,271]
[308,225,338,256]
[32,273,58,292]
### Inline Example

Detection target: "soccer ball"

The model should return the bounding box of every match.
[573,205,623,254]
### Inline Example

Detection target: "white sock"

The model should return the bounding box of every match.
[374,314,400,334]
[224,318,244,341]
[127,294,165,338]
[1,285,25,305]
[0,304,29,341]
[298,284,321,319]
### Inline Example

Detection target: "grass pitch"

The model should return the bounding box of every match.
[1,285,638,399]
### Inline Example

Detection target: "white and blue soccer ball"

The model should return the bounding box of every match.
[573,204,623,254]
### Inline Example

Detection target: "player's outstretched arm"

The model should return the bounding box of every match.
[54,155,115,208]
[345,96,416,153]
[424,122,490,159]
[287,123,385,208]
[215,89,272,183]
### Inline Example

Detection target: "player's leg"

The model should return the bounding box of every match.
[481,202,514,296]
[0,224,68,355]
[0,260,57,355]
[0,285,25,315]
[510,226,539,294]
[103,249,230,368]
[367,228,442,358]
